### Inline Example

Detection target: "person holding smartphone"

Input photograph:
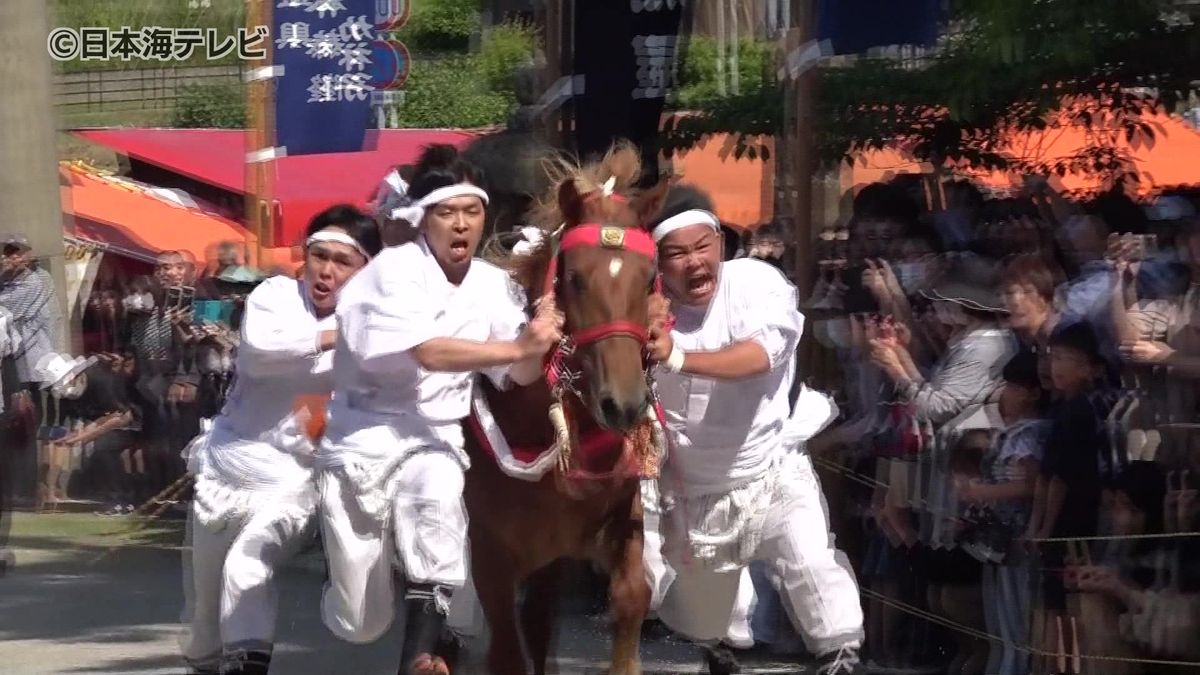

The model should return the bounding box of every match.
[179,206,382,675]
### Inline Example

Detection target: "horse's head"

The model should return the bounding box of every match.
[539,143,672,432]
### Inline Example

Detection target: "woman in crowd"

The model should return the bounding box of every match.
[180,205,382,675]
[315,145,562,675]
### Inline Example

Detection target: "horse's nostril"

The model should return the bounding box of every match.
[599,396,621,424]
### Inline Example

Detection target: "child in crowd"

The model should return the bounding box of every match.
[957,350,1050,675]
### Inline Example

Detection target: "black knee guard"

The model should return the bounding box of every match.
[399,583,453,674]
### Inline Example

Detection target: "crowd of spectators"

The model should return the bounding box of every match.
[782,177,1200,674]
[0,242,259,517]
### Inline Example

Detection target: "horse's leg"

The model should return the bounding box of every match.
[520,560,562,675]
[471,534,527,675]
[607,488,650,675]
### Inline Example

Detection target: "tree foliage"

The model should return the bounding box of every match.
[661,0,1200,187]
[400,0,481,52]
[396,22,538,129]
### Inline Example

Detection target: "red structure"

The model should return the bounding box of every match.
[73,127,478,248]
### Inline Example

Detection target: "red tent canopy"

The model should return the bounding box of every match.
[73,128,480,247]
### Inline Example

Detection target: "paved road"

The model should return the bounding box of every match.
[0,513,810,675]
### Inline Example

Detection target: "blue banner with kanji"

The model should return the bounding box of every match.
[573,0,686,176]
[273,0,381,156]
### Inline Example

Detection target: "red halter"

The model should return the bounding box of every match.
[544,224,658,340]
[541,223,662,395]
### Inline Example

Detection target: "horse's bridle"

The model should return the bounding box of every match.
[541,223,661,399]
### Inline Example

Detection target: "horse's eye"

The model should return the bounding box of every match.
[567,271,585,293]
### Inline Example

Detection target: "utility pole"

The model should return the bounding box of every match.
[244,0,275,267]
[0,0,69,351]
[541,0,573,151]
[789,0,816,294]
[782,0,825,389]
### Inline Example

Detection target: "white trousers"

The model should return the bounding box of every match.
[180,498,314,670]
[319,451,468,644]
[653,453,865,656]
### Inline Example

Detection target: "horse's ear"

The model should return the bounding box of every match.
[632,173,677,226]
[557,176,587,225]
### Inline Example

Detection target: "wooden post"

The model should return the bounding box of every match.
[0,0,69,352]
[787,0,824,387]
[790,0,816,295]
[244,0,275,267]
[541,0,572,149]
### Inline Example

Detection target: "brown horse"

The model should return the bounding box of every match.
[462,143,672,675]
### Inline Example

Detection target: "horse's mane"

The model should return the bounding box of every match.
[484,140,649,299]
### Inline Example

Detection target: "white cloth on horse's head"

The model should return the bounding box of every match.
[654,259,806,495]
[511,226,545,256]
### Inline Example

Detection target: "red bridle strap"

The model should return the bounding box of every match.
[571,320,649,347]
[542,223,659,300]
[558,223,656,259]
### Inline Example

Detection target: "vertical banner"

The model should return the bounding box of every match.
[273,0,385,156]
[573,0,686,175]
[815,0,939,55]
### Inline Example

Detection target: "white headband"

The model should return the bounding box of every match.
[306,230,370,258]
[652,209,721,242]
[387,182,489,227]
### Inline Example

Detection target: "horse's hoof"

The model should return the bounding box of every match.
[408,654,450,675]
[704,645,741,675]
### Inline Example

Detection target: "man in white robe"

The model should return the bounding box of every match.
[644,194,865,675]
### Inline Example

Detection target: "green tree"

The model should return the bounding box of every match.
[396,20,538,129]
[662,0,1200,187]
[400,0,481,52]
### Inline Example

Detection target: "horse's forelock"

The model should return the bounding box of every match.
[495,143,657,299]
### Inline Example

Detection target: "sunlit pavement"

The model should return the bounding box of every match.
[0,513,810,675]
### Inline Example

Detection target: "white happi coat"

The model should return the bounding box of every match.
[316,236,526,643]
[647,259,864,655]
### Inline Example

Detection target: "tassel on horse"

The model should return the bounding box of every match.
[550,399,572,475]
